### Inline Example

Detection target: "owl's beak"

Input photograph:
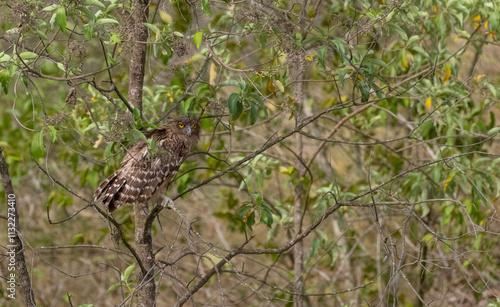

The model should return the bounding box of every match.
[186,126,192,136]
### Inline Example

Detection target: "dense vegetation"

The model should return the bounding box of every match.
[1,0,500,306]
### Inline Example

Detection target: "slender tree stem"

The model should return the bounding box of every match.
[0,148,37,306]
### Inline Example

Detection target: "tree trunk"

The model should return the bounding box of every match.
[0,148,37,306]
[128,0,149,113]
[134,204,156,307]
[292,47,306,307]
[128,0,155,305]
[293,181,304,307]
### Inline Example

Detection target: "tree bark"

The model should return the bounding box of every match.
[292,44,306,307]
[0,148,37,306]
[293,181,304,307]
[134,204,156,307]
[128,0,155,305]
[128,0,150,113]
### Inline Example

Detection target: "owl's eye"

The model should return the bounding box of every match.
[178,124,185,128]
[193,124,197,128]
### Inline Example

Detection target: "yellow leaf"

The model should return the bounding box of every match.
[443,174,454,192]
[443,65,451,83]
[209,63,216,85]
[279,166,289,174]
[474,22,480,28]
[425,97,432,111]
[273,80,285,93]
[91,97,96,102]
[474,15,481,21]
[402,57,408,68]
[357,74,365,82]
[322,97,334,107]
[433,6,438,13]
[406,52,414,62]
[402,52,413,69]
[422,233,434,245]
[474,74,485,82]
[159,10,172,24]
[242,210,252,223]
[268,80,277,97]
[485,21,488,29]
[202,253,223,269]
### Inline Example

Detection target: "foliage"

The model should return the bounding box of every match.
[0,0,500,306]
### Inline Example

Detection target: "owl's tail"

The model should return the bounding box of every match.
[93,170,126,212]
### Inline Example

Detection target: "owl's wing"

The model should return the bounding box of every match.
[93,142,149,211]
[93,140,185,212]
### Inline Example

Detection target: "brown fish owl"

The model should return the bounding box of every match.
[93,116,200,212]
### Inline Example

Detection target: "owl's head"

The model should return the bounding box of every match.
[171,116,201,139]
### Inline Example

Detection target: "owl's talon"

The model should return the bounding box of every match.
[160,195,174,209]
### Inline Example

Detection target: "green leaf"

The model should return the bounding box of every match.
[42,4,59,12]
[259,207,273,228]
[317,45,328,71]
[104,141,115,157]
[331,38,345,63]
[95,18,119,26]
[85,0,106,9]
[220,79,240,87]
[337,69,347,88]
[488,126,500,136]
[193,32,203,49]
[388,23,408,41]
[133,108,140,121]
[249,102,258,125]
[35,30,48,40]
[106,283,121,294]
[182,97,194,115]
[48,126,57,142]
[105,3,122,13]
[142,22,159,33]
[406,35,420,47]
[359,82,370,102]
[132,129,147,142]
[19,52,38,61]
[201,0,212,17]
[316,229,329,242]
[56,6,67,32]
[0,52,10,63]
[490,13,500,32]
[301,36,324,46]
[77,7,96,21]
[31,131,44,159]
[228,93,242,120]
[123,263,136,281]
[83,25,93,39]
[246,211,255,231]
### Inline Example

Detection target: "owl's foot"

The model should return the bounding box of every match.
[160,195,174,209]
